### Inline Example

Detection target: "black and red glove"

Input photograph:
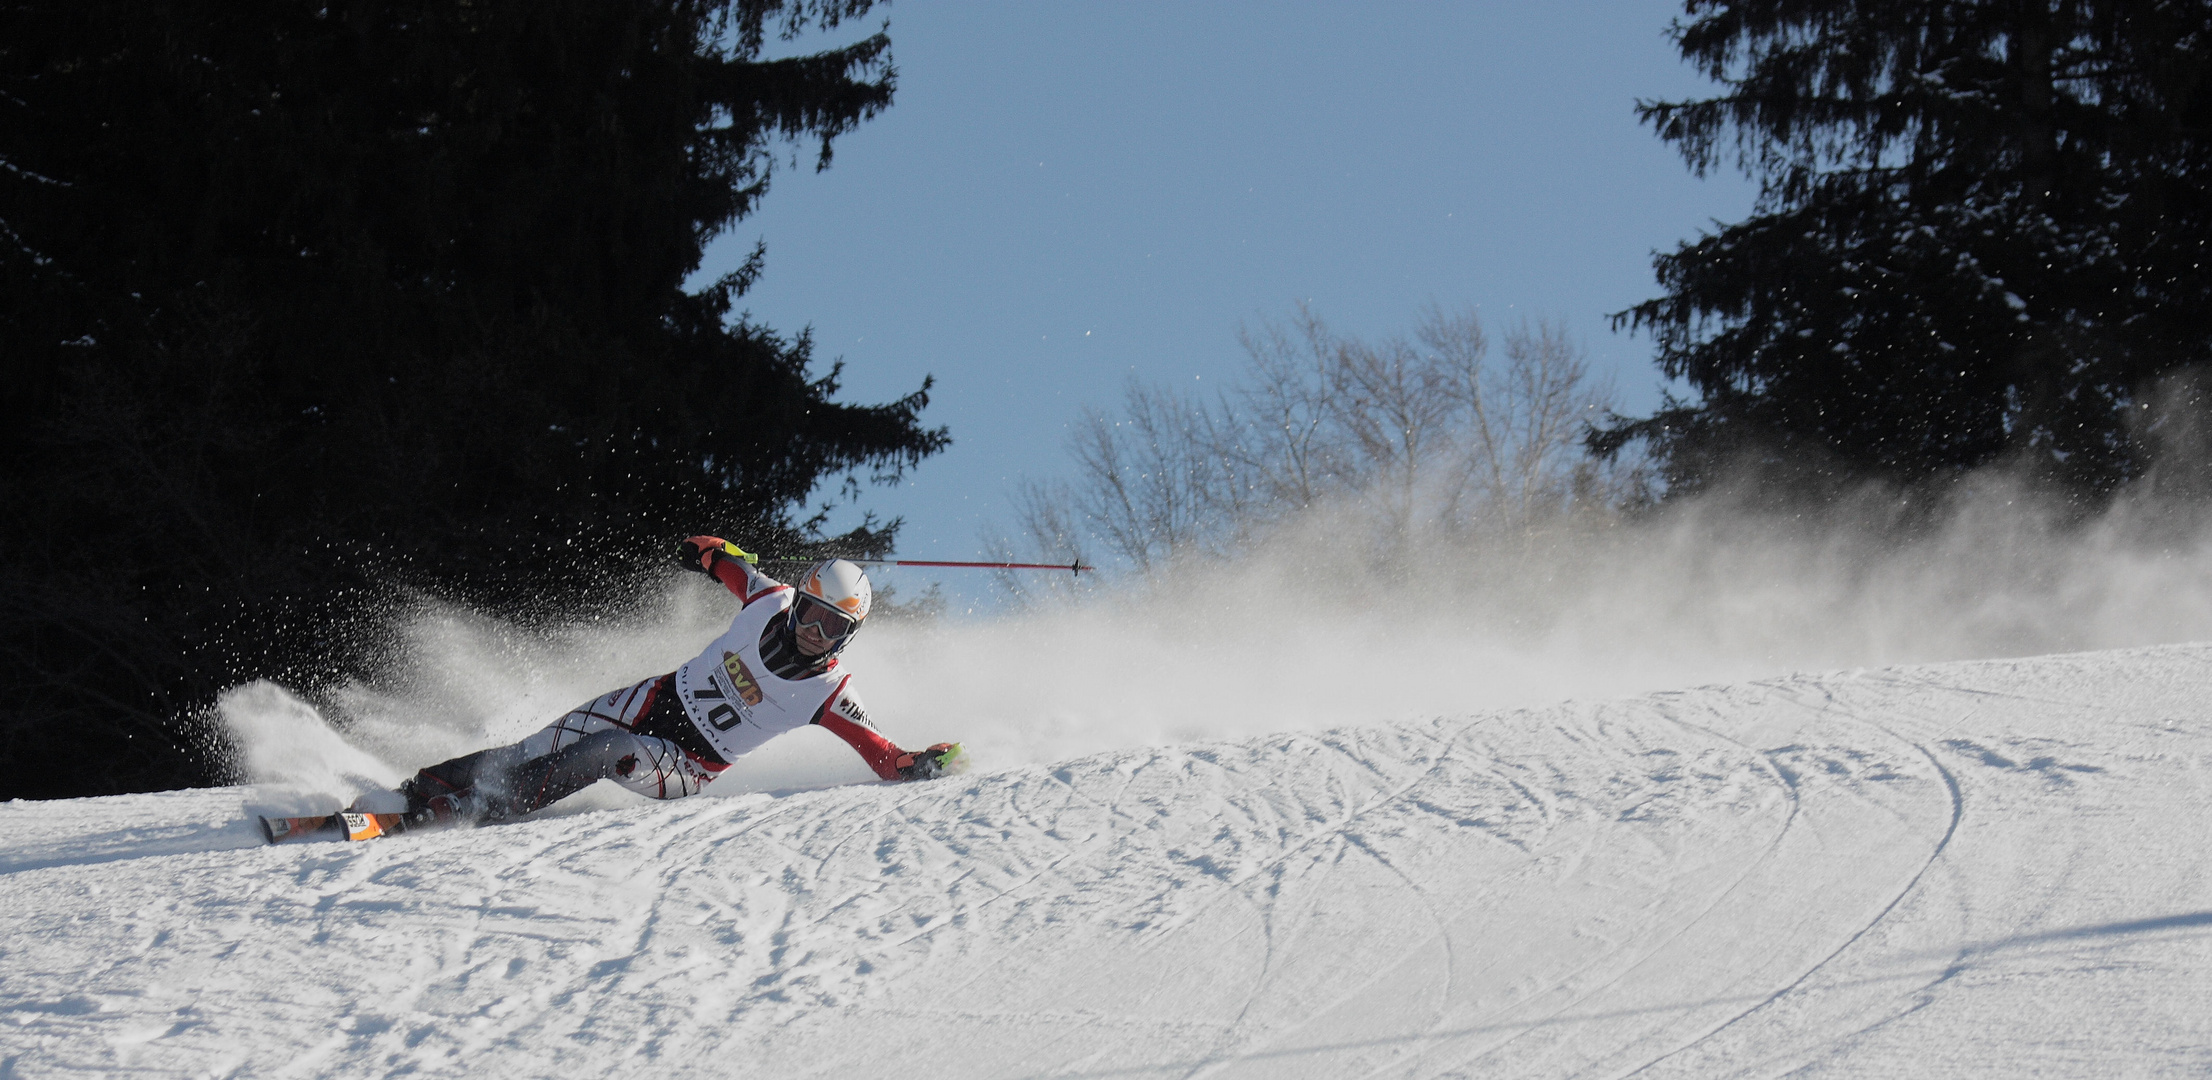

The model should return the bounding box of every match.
[676,535,730,575]
[895,742,962,782]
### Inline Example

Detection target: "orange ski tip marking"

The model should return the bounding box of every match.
[340,812,405,841]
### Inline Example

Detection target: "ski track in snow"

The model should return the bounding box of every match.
[5,646,2212,1078]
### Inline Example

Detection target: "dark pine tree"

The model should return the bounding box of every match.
[1599,0,2212,499]
[0,0,948,799]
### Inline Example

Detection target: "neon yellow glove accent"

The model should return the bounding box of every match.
[722,542,759,565]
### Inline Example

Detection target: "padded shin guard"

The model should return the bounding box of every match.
[403,674,725,822]
[497,730,639,817]
[407,745,527,811]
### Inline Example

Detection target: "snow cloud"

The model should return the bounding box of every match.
[864,473,2212,768]
[218,472,2212,804]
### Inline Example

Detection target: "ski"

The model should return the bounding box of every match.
[260,814,342,844]
[259,811,425,844]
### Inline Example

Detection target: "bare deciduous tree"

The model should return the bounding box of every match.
[1064,381,1250,572]
[1229,304,1348,516]
[998,302,1647,586]
[1437,308,1632,531]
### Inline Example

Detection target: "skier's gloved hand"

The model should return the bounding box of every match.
[677,535,731,575]
[895,742,960,782]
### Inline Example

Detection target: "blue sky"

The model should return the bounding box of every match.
[698,1,1756,606]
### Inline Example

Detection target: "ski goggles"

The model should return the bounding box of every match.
[794,596,858,641]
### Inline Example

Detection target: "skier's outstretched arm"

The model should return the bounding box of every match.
[676,535,781,603]
[812,684,953,781]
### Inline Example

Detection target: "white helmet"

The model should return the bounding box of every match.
[792,559,872,654]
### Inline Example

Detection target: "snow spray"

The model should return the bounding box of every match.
[221,471,2212,806]
[856,472,2212,767]
[220,682,406,816]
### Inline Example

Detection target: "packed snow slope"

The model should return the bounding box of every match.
[5,644,2212,1078]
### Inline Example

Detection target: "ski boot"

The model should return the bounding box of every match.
[400,777,500,828]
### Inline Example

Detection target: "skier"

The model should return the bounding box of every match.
[370,536,959,826]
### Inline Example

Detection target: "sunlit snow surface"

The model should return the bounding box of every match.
[5,646,2212,1078]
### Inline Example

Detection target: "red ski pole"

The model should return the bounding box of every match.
[852,558,1093,576]
[718,543,1092,575]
